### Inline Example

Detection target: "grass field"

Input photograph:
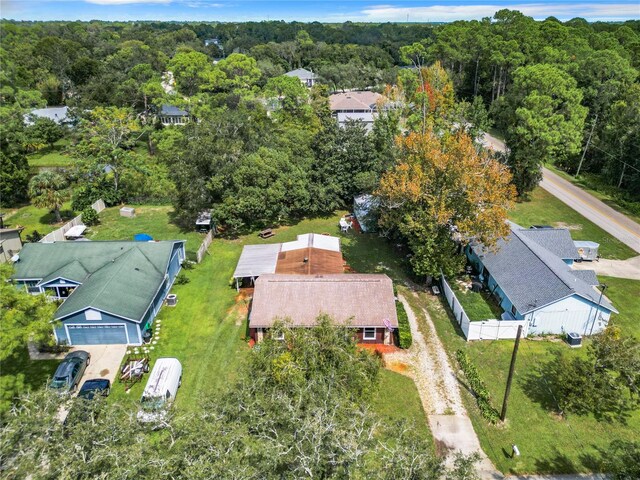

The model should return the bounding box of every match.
[27,140,75,169]
[418,276,640,475]
[509,187,637,260]
[0,202,76,239]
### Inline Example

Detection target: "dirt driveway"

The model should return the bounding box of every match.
[71,344,127,388]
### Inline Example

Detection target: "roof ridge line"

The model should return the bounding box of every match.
[512,228,576,294]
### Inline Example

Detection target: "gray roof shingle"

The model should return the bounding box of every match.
[472,227,616,314]
[518,228,578,260]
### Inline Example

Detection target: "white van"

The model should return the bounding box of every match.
[137,358,182,425]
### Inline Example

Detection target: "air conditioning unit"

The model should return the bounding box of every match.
[166,294,177,307]
[567,332,582,348]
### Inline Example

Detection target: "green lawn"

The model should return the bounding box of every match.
[545,165,640,225]
[0,348,59,414]
[417,276,640,475]
[509,187,637,260]
[87,205,206,260]
[27,139,75,169]
[449,279,503,321]
[0,202,77,239]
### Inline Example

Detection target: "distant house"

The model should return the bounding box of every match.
[233,233,343,289]
[285,68,318,88]
[204,38,222,47]
[249,274,398,344]
[24,106,70,126]
[329,91,384,130]
[466,224,617,336]
[12,241,186,345]
[158,105,189,126]
[0,227,24,263]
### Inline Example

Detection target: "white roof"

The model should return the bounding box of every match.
[337,112,375,124]
[233,244,281,278]
[280,233,340,253]
[574,241,599,248]
[26,106,69,125]
[143,358,182,398]
[233,234,340,279]
[64,225,87,238]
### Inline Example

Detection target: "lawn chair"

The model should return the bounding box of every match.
[339,218,352,233]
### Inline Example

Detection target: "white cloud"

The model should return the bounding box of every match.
[85,0,172,4]
[356,3,640,22]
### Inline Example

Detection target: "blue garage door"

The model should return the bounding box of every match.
[67,325,128,345]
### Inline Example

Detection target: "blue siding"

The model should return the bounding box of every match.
[56,310,141,345]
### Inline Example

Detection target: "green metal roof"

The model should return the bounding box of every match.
[12,241,185,322]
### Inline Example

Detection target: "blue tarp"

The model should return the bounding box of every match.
[134,233,153,242]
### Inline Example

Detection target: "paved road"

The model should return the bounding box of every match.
[481,132,640,255]
[540,168,640,254]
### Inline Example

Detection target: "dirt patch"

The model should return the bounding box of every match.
[386,361,409,374]
[100,368,110,376]
[553,222,583,231]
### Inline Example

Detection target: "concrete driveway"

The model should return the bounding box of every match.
[71,344,127,388]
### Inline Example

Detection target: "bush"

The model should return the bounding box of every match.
[396,301,412,349]
[81,207,99,226]
[26,230,42,243]
[456,349,500,423]
[174,273,190,285]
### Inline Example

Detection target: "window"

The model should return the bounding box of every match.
[363,328,376,340]
[85,309,102,321]
[272,330,285,341]
[511,305,517,316]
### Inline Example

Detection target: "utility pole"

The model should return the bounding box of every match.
[575,114,597,178]
[617,162,627,188]
[589,284,607,336]
[500,324,523,422]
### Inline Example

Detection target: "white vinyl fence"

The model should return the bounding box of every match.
[195,229,213,263]
[440,275,527,341]
[40,199,106,243]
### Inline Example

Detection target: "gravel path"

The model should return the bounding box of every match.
[390,294,499,478]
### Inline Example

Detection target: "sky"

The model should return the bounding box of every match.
[1,0,639,23]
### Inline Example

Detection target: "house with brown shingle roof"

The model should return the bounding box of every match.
[249,274,398,344]
[329,91,384,130]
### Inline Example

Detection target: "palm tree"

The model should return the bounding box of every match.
[28,171,68,223]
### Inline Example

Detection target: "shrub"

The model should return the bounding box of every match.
[456,349,500,423]
[396,301,412,349]
[26,230,42,243]
[81,207,99,226]
[174,272,190,285]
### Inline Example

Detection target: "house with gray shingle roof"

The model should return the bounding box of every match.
[466,224,617,336]
[159,104,190,126]
[285,68,318,87]
[11,241,185,345]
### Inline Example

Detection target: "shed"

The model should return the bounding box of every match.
[353,194,379,233]
[574,241,599,261]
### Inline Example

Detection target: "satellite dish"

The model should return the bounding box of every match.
[383,319,394,331]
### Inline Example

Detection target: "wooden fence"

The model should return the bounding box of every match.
[195,229,213,263]
[440,275,526,341]
[40,199,106,243]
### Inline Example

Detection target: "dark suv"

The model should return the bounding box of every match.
[48,351,91,393]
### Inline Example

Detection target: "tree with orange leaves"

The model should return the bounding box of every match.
[376,129,516,278]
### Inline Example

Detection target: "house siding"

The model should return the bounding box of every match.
[249,326,394,345]
[528,295,612,335]
[55,310,141,345]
